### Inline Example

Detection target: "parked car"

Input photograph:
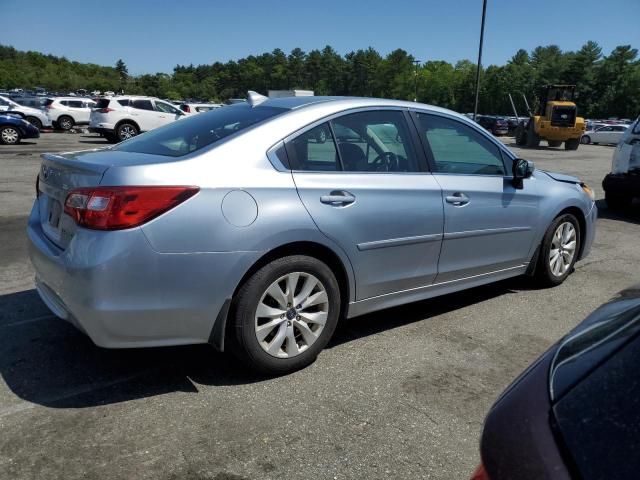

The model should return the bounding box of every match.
[581,124,628,145]
[89,96,187,142]
[45,97,97,130]
[602,115,640,209]
[28,94,596,374]
[475,115,509,136]
[11,95,49,111]
[0,113,40,144]
[0,95,52,130]
[471,284,640,480]
[179,102,223,114]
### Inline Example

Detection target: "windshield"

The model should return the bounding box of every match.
[113,104,287,157]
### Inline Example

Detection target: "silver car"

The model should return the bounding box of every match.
[28,94,597,373]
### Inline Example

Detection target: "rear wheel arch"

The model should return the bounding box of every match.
[115,119,140,133]
[231,241,352,318]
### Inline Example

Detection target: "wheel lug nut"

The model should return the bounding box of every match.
[296,315,301,320]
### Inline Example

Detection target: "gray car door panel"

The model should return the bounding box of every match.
[413,111,541,282]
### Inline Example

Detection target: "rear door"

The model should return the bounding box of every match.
[289,109,444,300]
[412,111,540,282]
[131,99,161,131]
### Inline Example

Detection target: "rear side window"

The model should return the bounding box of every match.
[96,99,111,108]
[415,113,506,176]
[132,99,153,111]
[114,104,287,158]
[60,101,69,106]
[117,99,131,107]
[44,99,54,107]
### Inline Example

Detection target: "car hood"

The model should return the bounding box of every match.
[540,170,581,184]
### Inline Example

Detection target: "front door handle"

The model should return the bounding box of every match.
[445,192,470,206]
[320,191,356,206]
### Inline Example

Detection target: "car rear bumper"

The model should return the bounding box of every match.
[602,173,640,197]
[27,200,259,348]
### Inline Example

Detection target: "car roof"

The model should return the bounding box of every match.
[255,95,460,117]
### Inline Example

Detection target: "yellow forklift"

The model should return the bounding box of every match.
[513,85,585,150]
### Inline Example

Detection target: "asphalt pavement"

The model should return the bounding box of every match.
[1,133,638,479]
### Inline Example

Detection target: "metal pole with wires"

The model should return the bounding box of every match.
[473,0,487,121]
[413,59,421,102]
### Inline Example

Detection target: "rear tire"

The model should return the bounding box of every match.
[58,115,74,130]
[535,214,581,287]
[525,123,540,147]
[548,140,562,147]
[565,138,580,150]
[0,126,21,145]
[581,135,591,144]
[605,191,632,210]
[229,255,341,374]
[105,132,119,143]
[116,122,138,141]
[25,116,43,130]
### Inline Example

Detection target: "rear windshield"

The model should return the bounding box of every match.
[113,104,287,157]
[95,99,110,108]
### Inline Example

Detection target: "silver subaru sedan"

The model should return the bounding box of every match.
[28,94,597,373]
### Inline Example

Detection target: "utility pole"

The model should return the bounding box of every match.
[413,59,421,102]
[473,0,487,121]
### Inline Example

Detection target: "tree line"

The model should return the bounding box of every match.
[1,42,638,118]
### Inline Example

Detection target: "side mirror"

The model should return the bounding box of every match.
[512,158,534,189]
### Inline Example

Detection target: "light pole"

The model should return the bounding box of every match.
[473,0,487,121]
[413,59,421,102]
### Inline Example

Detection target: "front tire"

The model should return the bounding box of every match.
[58,115,74,130]
[535,214,581,287]
[581,135,591,144]
[565,138,580,150]
[0,126,21,145]
[230,255,341,374]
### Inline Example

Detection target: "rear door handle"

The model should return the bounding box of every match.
[445,192,470,206]
[320,191,356,206]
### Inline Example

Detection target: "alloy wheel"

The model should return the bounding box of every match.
[254,272,329,358]
[119,125,137,140]
[1,127,19,144]
[549,222,577,277]
[59,117,73,129]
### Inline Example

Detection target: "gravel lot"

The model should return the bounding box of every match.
[1,133,638,479]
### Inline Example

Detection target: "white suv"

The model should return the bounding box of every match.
[0,95,52,130]
[45,97,97,130]
[90,96,186,142]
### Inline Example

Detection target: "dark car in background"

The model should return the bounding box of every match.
[475,115,509,136]
[0,113,40,144]
[471,285,640,480]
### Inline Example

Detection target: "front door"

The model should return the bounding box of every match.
[289,109,444,300]
[154,100,185,127]
[131,99,163,131]
[413,112,540,283]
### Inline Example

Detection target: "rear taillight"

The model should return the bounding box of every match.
[98,107,114,113]
[182,105,190,113]
[64,186,199,230]
[470,463,490,480]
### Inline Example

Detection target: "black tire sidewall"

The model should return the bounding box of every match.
[26,117,42,130]
[231,255,341,374]
[537,214,581,286]
[581,135,590,144]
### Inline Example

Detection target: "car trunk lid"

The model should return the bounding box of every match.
[37,152,109,249]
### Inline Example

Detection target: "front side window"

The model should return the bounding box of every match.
[155,101,180,114]
[415,113,506,176]
[114,104,286,158]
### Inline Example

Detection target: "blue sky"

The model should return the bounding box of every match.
[3,0,639,74]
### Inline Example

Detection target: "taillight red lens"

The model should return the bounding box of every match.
[99,107,113,113]
[470,463,490,480]
[64,186,199,230]
[182,105,190,112]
